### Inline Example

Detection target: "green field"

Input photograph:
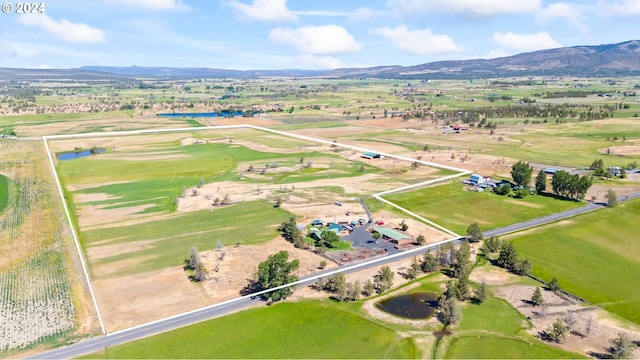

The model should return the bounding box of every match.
[59,138,380,214]
[512,198,640,325]
[85,200,292,276]
[445,336,585,359]
[0,174,9,213]
[383,181,584,234]
[83,301,418,359]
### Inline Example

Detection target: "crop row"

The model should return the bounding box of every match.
[0,149,77,353]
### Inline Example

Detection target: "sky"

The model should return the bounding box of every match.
[1,0,639,70]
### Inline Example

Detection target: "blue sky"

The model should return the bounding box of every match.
[1,0,639,69]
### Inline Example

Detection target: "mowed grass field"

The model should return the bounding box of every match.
[83,301,418,359]
[444,336,585,359]
[86,200,291,276]
[383,181,584,235]
[0,174,9,213]
[512,198,640,325]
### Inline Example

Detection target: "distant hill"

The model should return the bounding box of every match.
[0,68,132,82]
[1,40,639,81]
[77,66,325,79]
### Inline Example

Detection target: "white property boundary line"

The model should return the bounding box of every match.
[42,123,471,336]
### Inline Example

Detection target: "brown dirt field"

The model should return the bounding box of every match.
[92,236,335,332]
[599,144,640,156]
[17,116,184,137]
[200,115,282,127]
[493,285,640,358]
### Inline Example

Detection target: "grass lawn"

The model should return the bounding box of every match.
[444,336,585,359]
[0,174,9,213]
[83,300,418,359]
[85,200,292,276]
[458,297,528,335]
[512,198,640,325]
[383,181,584,234]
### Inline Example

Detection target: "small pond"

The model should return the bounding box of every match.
[57,148,105,160]
[375,292,438,319]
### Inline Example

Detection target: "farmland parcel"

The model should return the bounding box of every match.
[0,141,98,354]
[51,126,450,331]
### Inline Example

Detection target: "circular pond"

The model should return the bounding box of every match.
[375,292,438,319]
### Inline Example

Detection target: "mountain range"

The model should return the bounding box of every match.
[2,40,639,81]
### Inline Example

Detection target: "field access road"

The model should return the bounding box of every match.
[31,192,640,359]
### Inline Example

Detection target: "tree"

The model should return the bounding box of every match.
[452,240,471,280]
[407,256,421,279]
[187,247,200,270]
[531,287,544,306]
[545,319,567,343]
[547,277,560,291]
[421,250,438,273]
[484,235,501,253]
[192,261,208,282]
[278,216,303,248]
[609,333,634,359]
[605,188,618,207]
[416,234,426,245]
[496,242,518,271]
[318,260,327,269]
[535,169,547,193]
[351,280,362,301]
[256,251,300,302]
[475,281,489,304]
[375,265,394,293]
[511,161,533,187]
[514,258,532,276]
[466,222,483,243]
[439,297,462,326]
[222,193,231,205]
[363,279,375,297]
[399,220,409,231]
[590,159,605,176]
[274,197,283,208]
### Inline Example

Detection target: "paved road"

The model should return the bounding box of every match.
[31,192,640,359]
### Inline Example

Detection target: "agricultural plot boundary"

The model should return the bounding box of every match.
[41,124,470,336]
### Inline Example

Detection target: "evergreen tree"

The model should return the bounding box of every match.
[535,169,547,193]
[496,242,518,271]
[475,281,489,304]
[511,161,533,186]
[466,222,483,242]
[547,277,560,291]
[605,188,618,207]
[421,250,439,273]
[531,287,544,306]
[609,333,634,359]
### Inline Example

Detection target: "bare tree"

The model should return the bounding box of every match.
[187,247,200,270]
[217,240,225,260]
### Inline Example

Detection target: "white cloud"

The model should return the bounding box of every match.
[227,0,297,22]
[39,64,53,69]
[268,25,361,55]
[106,0,188,10]
[373,26,461,55]
[492,31,562,53]
[297,54,342,69]
[387,0,542,16]
[598,0,640,16]
[293,7,384,20]
[536,3,588,33]
[17,14,106,43]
